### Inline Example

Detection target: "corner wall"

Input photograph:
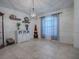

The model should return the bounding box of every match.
[59,7,74,44]
[74,0,79,48]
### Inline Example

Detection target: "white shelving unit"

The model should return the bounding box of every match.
[16,30,31,43]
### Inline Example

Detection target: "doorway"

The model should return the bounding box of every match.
[0,12,4,49]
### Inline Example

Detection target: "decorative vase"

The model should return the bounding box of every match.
[25,24,29,33]
[34,25,38,38]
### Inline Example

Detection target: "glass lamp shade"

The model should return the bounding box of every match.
[31,13,36,17]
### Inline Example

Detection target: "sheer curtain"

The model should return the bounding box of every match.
[41,14,59,40]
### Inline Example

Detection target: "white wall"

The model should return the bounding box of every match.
[74,0,79,48]
[0,7,34,44]
[38,7,74,44]
[34,16,41,38]
[59,7,74,44]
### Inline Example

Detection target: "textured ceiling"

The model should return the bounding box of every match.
[0,0,74,16]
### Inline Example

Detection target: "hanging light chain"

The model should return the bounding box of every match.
[31,0,36,17]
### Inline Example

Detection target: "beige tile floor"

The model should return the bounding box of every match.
[0,39,79,59]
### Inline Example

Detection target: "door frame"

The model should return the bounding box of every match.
[0,12,4,49]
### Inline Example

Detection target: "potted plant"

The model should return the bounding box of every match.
[16,22,21,30]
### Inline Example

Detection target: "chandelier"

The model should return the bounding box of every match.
[31,0,36,18]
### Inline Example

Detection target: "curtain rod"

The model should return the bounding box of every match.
[40,12,62,17]
[52,12,62,15]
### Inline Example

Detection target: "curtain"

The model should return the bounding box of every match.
[41,14,59,40]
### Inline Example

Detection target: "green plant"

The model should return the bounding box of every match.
[16,22,21,30]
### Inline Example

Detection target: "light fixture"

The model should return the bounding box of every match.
[31,0,36,18]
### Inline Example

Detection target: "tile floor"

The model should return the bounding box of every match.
[0,39,79,59]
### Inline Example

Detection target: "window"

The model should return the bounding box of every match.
[41,14,59,40]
